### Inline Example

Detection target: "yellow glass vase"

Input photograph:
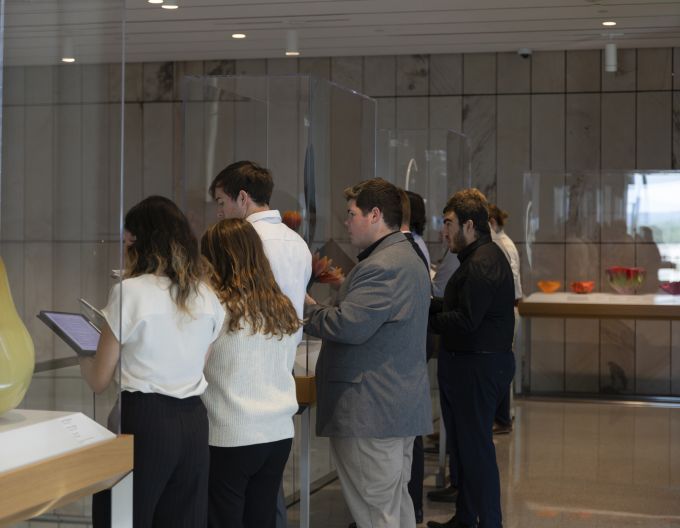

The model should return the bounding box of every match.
[0,256,35,415]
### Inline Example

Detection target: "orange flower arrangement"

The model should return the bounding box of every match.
[312,252,344,285]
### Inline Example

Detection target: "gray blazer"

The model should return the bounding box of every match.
[304,232,433,438]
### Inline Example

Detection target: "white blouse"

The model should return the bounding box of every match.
[102,274,225,399]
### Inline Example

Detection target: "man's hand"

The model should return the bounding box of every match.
[305,293,317,306]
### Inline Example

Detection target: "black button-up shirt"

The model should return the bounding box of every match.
[429,234,515,354]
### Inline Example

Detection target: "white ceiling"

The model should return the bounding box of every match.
[4,0,680,65]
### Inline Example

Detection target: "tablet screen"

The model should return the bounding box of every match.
[40,311,100,353]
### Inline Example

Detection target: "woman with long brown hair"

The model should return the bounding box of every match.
[200,218,300,528]
[80,196,225,527]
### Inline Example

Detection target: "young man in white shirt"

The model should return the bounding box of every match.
[209,160,312,527]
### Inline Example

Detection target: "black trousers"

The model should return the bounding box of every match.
[408,435,424,510]
[93,391,209,528]
[494,388,512,426]
[439,351,514,528]
[437,356,459,488]
[208,438,293,528]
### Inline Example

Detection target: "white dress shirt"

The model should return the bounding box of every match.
[247,209,313,343]
[491,229,523,300]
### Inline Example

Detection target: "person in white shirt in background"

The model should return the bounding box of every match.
[80,196,225,527]
[488,204,522,434]
[209,161,312,527]
[201,218,301,528]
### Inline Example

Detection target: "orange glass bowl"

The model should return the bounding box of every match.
[660,282,680,295]
[570,281,595,294]
[537,280,561,294]
[605,266,645,295]
[281,210,302,231]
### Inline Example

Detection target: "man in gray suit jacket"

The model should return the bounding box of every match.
[305,178,432,528]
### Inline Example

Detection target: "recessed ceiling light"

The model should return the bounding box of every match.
[161,0,178,8]
[285,30,300,57]
[148,0,163,3]
[232,33,246,39]
[285,51,300,57]
[602,21,617,26]
[61,57,75,63]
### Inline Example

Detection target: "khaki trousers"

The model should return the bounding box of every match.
[330,436,416,528]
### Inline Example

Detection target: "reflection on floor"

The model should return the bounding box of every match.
[287,399,680,528]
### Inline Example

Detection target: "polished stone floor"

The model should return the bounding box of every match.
[287,399,680,528]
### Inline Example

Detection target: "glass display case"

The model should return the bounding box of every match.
[181,74,377,504]
[0,0,126,524]
[519,170,680,398]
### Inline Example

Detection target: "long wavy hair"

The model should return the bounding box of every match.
[124,196,208,313]
[200,218,300,337]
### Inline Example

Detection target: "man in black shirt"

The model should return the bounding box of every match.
[427,189,515,528]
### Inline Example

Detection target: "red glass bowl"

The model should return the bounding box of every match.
[570,281,595,294]
[660,282,680,295]
[605,266,646,295]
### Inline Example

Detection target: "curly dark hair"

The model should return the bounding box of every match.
[209,160,273,206]
[124,196,209,313]
[443,188,490,237]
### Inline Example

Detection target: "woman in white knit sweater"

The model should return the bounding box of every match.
[200,218,301,528]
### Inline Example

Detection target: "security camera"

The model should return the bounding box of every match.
[517,48,532,59]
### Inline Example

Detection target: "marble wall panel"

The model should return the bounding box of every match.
[122,62,144,102]
[637,92,672,169]
[463,95,496,200]
[331,56,363,92]
[396,55,429,96]
[676,48,680,91]
[376,98,396,130]
[80,242,114,314]
[601,319,635,395]
[530,318,565,392]
[496,95,530,242]
[53,243,82,314]
[565,242,599,285]
[565,171,600,243]
[1,106,25,240]
[673,92,680,170]
[173,61,205,100]
[143,62,174,102]
[635,321,671,395]
[523,242,565,295]
[497,52,530,94]
[429,96,461,131]
[4,66,25,105]
[24,243,53,362]
[204,60,235,77]
[637,48,673,91]
[602,48,636,92]
[266,58,298,75]
[363,56,395,97]
[429,53,462,95]
[142,103,174,198]
[54,106,83,240]
[565,319,599,392]
[636,242,665,294]
[396,97,428,130]
[83,64,110,104]
[24,66,55,105]
[531,51,565,93]
[672,322,680,395]
[463,53,495,95]
[234,59,266,76]
[597,406,635,482]
[566,94,600,170]
[24,106,54,241]
[600,244,636,292]
[82,104,112,240]
[633,409,671,487]
[299,57,331,80]
[123,104,144,212]
[566,50,600,93]
[531,94,565,171]
[601,92,636,169]
[57,64,82,104]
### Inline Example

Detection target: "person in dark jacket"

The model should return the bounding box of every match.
[427,189,515,528]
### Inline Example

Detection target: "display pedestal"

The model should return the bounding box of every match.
[0,409,133,526]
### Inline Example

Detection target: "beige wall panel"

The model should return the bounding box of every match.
[429,96,461,131]
[363,56,396,97]
[531,51,565,93]
[331,56,363,92]
[24,243,53,362]
[173,61,205,101]
[497,52,530,94]
[602,48,636,92]
[82,104,112,240]
[123,103,144,213]
[24,66,55,105]
[204,59,235,77]
[57,64,82,105]
[463,95,496,200]
[122,62,144,102]
[429,53,462,95]
[234,59,266,76]
[396,55,429,96]
[637,91,672,169]
[496,95,530,243]
[143,62,175,102]
[1,106,25,240]
[565,319,599,392]
[299,57,331,80]
[600,319,635,395]
[54,106,83,240]
[266,58,298,75]
[396,97,428,130]
[83,64,110,104]
[142,103,174,198]
[635,321,671,395]
[531,318,565,392]
[566,50,600,92]
[637,48,673,91]
[531,94,565,171]
[4,65,25,105]
[463,53,495,95]
[566,93,600,170]
[601,92,636,169]
[24,106,54,241]
[376,97,396,130]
